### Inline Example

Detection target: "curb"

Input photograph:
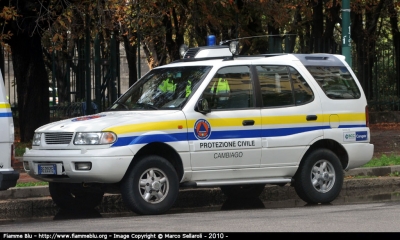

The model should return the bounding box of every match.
[0,186,49,200]
[344,166,400,177]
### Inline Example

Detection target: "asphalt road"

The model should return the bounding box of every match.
[1,201,400,232]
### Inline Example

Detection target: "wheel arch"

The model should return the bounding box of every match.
[124,142,184,182]
[300,139,348,170]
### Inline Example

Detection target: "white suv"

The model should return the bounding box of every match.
[23,47,374,215]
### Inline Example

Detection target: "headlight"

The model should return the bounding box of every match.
[74,132,117,145]
[32,133,42,146]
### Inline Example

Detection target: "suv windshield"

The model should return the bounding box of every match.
[109,66,212,110]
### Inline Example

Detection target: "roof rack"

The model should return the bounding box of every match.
[260,53,288,57]
[171,56,232,63]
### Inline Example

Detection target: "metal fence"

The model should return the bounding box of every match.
[362,46,400,112]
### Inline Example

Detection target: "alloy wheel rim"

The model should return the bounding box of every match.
[310,160,335,193]
[138,168,169,204]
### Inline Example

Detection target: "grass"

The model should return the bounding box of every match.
[389,171,400,177]
[345,172,400,179]
[15,182,48,188]
[345,175,378,179]
[362,154,400,168]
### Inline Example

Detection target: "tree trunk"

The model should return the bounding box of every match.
[351,0,387,100]
[0,48,4,81]
[323,0,340,53]
[388,0,400,97]
[310,0,324,52]
[123,35,138,87]
[42,49,72,104]
[9,33,49,142]
[76,39,86,101]
[240,4,268,54]
[142,37,162,69]
[163,8,185,63]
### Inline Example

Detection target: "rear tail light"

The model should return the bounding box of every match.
[365,105,369,127]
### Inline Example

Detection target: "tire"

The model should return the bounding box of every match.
[49,182,104,210]
[293,149,343,204]
[120,155,179,215]
[220,184,265,199]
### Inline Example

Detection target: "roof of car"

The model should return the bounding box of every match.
[169,52,346,68]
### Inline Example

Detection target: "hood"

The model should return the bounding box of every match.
[36,110,182,133]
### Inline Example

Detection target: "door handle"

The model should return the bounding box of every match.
[242,120,255,126]
[306,115,318,121]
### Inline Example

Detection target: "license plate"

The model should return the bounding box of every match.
[38,164,57,175]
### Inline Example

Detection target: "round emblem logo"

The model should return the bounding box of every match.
[194,119,211,140]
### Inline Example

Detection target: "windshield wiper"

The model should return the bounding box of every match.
[135,103,159,110]
[105,102,130,111]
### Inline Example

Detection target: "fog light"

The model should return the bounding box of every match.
[23,161,30,171]
[75,162,92,170]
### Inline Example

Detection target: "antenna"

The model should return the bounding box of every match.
[219,34,297,45]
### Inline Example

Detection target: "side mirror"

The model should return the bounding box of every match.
[196,98,211,114]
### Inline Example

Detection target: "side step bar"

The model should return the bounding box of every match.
[180,177,292,188]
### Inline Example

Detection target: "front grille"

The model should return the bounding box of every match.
[45,132,74,144]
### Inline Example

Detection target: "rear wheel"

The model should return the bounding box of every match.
[121,155,179,215]
[48,182,104,210]
[293,149,343,203]
[220,184,265,199]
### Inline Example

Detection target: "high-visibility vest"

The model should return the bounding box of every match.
[211,78,230,94]
[158,78,176,93]
[185,80,192,97]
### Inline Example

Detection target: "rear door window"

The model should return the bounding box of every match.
[256,65,314,107]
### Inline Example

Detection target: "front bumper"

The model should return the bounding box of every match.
[23,147,134,183]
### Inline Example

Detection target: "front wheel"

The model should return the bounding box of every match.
[48,182,104,210]
[121,155,179,215]
[293,149,343,204]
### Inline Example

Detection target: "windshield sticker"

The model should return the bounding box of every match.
[194,119,211,140]
[72,114,106,122]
